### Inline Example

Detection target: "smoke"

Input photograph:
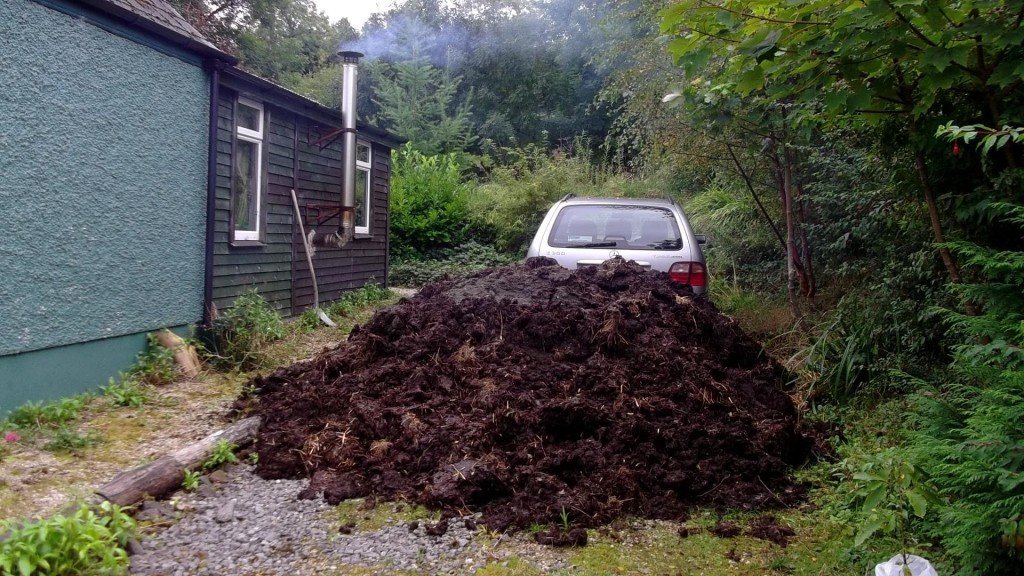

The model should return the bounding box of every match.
[337,1,619,69]
[340,14,474,68]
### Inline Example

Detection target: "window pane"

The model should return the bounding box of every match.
[237,103,260,132]
[547,205,682,250]
[357,143,370,164]
[355,168,369,229]
[233,139,259,233]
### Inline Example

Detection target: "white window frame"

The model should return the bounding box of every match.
[355,140,372,235]
[233,97,264,242]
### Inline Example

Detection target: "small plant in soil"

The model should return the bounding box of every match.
[849,450,942,562]
[202,439,238,471]
[182,469,201,491]
[101,377,148,408]
[247,451,259,465]
[128,334,177,386]
[43,426,99,454]
[535,506,588,548]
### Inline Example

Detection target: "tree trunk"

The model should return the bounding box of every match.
[779,146,802,318]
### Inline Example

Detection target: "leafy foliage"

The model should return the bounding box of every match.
[182,469,201,492]
[324,282,393,318]
[6,396,90,431]
[127,334,177,386]
[373,57,477,157]
[0,502,136,576]
[389,145,471,259]
[909,369,1024,575]
[389,242,518,287]
[100,378,148,409]
[203,439,239,471]
[208,290,286,370]
[850,450,942,551]
[940,201,1024,368]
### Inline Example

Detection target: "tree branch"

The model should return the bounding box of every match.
[696,3,830,26]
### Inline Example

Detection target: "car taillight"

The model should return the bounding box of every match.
[669,262,706,288]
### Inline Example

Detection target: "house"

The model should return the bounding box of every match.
[0,0,396,412]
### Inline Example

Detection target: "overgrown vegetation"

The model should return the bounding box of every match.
[208,289,286,370]
[0,502,136,576]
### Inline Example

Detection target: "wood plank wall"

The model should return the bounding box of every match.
[291,137,390,313]
[211,88,391,317]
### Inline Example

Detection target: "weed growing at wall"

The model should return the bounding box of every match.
[0,501,136,575]
[325,282,393,319]
[127,334,177,386]
[100,378,148,408]
[208,290,285,370]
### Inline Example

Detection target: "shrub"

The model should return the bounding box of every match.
[0,502,136,575]
[908,368,1024,575]
[208,290,285,370]
[390,144,471,259]
[468,143,599,255]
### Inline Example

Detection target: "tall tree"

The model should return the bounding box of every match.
[373,55,478,156]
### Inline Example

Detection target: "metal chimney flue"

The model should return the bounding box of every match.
[338,51,362,246]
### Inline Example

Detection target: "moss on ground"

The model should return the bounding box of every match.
[327,499,440,533]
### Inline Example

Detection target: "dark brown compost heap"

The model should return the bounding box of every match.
[246,258,811,531]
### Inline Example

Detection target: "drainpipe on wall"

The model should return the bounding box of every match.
[313,50,362,249]
[202,60,223,326]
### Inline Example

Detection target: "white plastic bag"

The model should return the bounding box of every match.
[874,554,938,576]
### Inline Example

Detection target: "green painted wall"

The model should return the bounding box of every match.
[0,327,190,415]
[0,0,210,407]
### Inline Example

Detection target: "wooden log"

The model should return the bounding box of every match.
[153,329,202,379]
[96,416,260,507]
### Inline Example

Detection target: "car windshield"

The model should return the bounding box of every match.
[547,205,683,250]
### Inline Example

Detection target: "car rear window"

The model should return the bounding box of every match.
[547,205,683,250]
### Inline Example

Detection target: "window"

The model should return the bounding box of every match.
[354,141,371,235]
[232,98,264,242]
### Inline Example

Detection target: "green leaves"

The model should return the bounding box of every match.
[660,0,1024,126]
[0,502,135,575]
[735,65,765,96]
[848,451,943,554]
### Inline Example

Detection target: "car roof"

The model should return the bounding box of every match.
[558,196,676,207]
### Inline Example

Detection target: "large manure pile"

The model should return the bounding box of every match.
[246,258,811,531]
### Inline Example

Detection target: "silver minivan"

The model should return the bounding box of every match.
[526,195,708,295]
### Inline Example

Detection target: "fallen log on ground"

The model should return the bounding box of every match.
[96,416,260,507]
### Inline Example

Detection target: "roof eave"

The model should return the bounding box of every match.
[74,0,238,65]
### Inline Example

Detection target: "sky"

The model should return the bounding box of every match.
[314,0,389,29]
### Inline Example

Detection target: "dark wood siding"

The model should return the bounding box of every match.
[211,92,293,314]
[291,133,391,313]
[210,83,392,317]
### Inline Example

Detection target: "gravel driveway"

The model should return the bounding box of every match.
[128,464,574,575]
